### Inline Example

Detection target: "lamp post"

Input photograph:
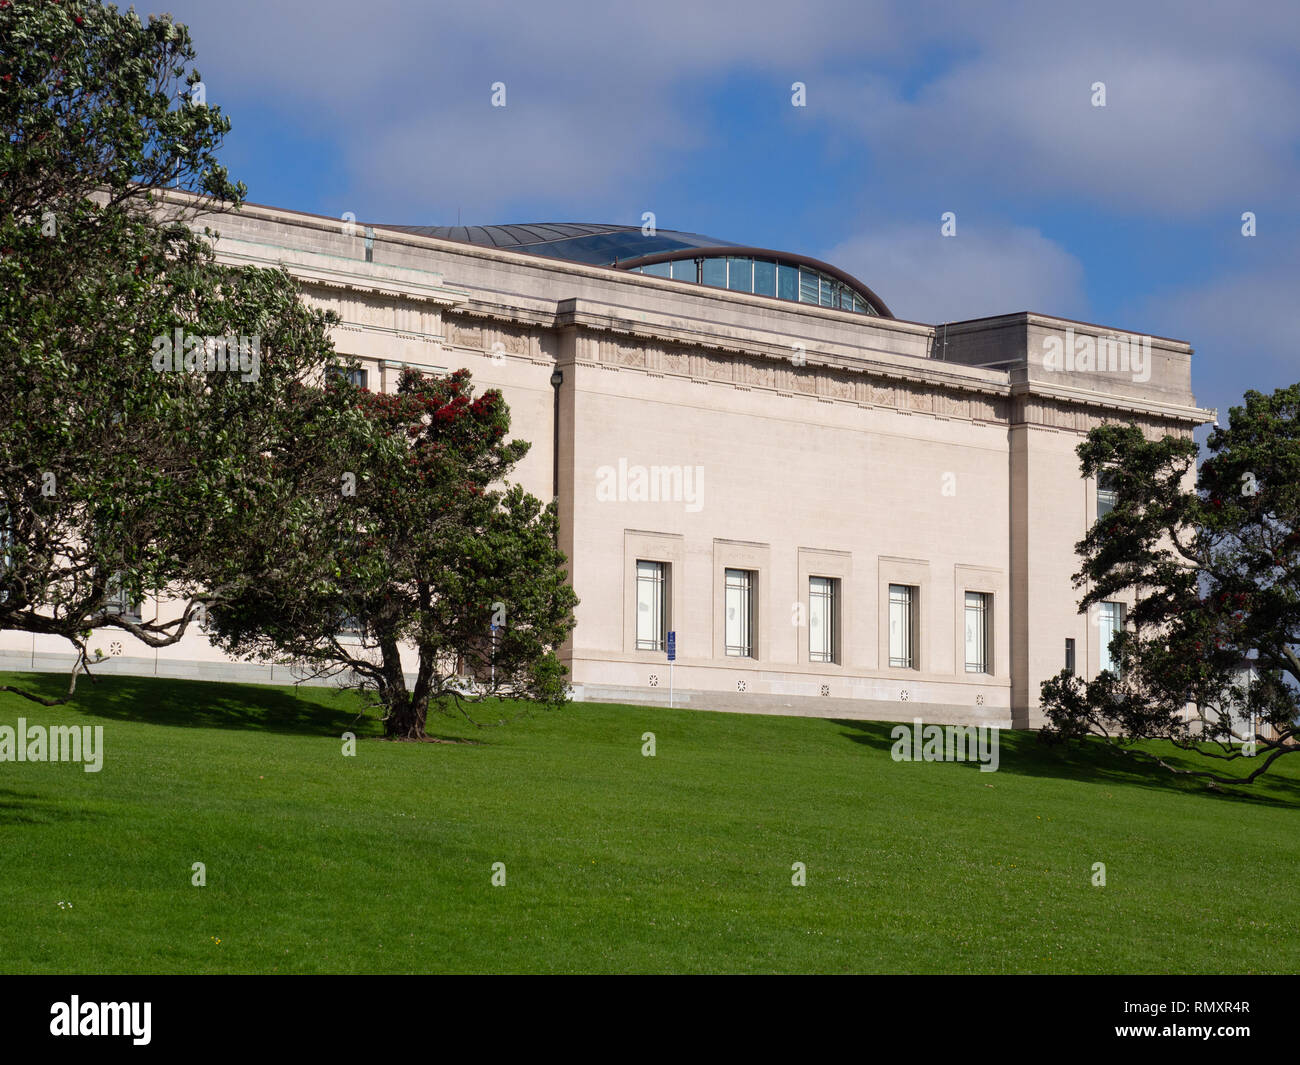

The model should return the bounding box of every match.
[550,368,563,501]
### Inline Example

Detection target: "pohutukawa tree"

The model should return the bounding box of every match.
[0,0,368,702]
[207,368,579,740]
[1040,387,1300,785]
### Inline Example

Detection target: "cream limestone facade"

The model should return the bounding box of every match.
[0,197,1214,728]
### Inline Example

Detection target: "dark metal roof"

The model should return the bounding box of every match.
[373,222,892,317]
[374,223,741,265]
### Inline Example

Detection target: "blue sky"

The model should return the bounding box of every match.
[159,0,1300,430]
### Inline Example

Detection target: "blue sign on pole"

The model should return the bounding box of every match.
[666,631,676,661]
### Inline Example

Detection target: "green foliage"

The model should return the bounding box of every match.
[0,0,243,216]
[1041,390,1300,783]
[0,0,365,703]
[208,369,579,739]
[0,1,574,733]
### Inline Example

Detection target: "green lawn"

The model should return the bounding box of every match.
[1,671,1297,974]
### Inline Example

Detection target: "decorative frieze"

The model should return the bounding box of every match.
[941,392,969,419]
[663,348,689,374]
[444,317,1197,435]
[448,319,481,349]
[499,326,530,355]
[1010,396,1192,439]
[746,360,777,390]
[616,343,646,368]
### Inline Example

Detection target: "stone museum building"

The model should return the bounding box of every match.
[0,196,1214,728]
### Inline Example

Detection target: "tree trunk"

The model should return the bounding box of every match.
[384,692,428,740]
[379,634,427,739]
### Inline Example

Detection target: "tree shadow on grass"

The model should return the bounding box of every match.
[832,718,1300,810]
[0,671,381,739]
[0,788,108,826]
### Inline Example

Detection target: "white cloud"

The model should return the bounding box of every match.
[163,0,1300,217]
[833,47,1300,215]
[826,224,1087,324]
[158,0,913,216]
[349,84,703,219]
[1147,272,1300,361]
[1141,267,1300,419]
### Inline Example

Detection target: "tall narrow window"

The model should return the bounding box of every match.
[798,269,820,304]
[636,560,668,652]
[106,572,142,622]
[964,592,991,674]
[1097,469,1118,520]
[1099,602,1126,675]
[332,364,369,389]
[888,584,917,669]
[809,577,838,664]
[725,568,755,658]
[777,264,798,301]
[726,257,753,292]
[1064,638,1076,675]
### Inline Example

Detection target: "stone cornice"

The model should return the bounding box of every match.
[553,297,1006,396]
[168,189,1210,437]
[1011,378,1213,427]
[208,238,469,308]
[947,310,1193,352]
[438,306,1209,438]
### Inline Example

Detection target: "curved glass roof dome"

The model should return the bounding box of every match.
[376,222,892,318]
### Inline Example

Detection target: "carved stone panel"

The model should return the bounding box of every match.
[906,386,933,413]
[745,361,776,390]
[827,376,855,400]
[617,343,646,368]
[500,326,529,354]
[940,391,969,419]
[662,348,688,374]
[449,319,481,349]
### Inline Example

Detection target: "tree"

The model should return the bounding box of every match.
[0,0,367,703]
[206,368,579,740]
[1040,388,1300,785]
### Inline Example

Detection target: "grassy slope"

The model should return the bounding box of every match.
[0,671,1296,974]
